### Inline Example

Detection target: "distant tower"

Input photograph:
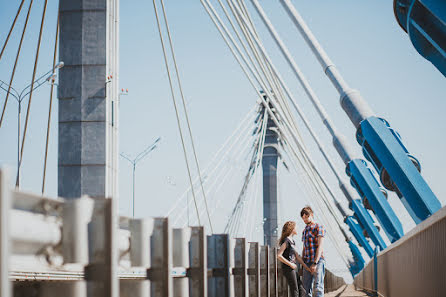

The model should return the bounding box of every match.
[58,0,119,199]
[261,101,279,246]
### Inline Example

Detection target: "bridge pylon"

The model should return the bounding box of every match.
[58,0,119,199]
[260,99,279,246]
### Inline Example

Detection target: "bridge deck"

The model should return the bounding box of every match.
[326,284,369,297]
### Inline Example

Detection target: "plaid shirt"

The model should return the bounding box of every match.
[302,222,325,263]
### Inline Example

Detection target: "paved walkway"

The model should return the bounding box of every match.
[326,284,369,297]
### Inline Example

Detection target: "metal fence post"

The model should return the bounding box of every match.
[208,234,233,297]
[268,248,277,297]
[233,238,248,297]
[248,242,260,297]
[150,217,172,297]
[173,228,191,297]
[86,198,118,297]
[189,226,207,297]
[62,196,94,297]
[0,169,11,297]
[63,197,94,264]
[260,246,270,297]
[120,218,154,297]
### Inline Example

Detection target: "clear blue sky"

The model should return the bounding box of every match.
[1,0,445,280]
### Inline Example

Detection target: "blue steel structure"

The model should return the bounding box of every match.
[280,0,443,234]
[332,194,375,259]
[339,183,387,252]
[350,199,386,251]
[347,240,366,276]
[250,0,406,246]
[394,0,446,77]
[345,216,374,258]
[347,159,404,242]
[334,207,366,276]
[357,117,441,223]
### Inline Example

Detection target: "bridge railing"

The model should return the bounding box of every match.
[0,169,344,297]
[354,205,446,297]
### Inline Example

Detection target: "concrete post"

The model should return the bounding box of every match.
[120,218,153,297]
[86,199,118,297]
[0,169,11,297]
[260,246,270,297]
[262,111,279,246]
[189,227,207,297]
[233,238,248,297]
[173,228,191,297]
[268,248,278,297]
[58,0,119,199]
[248,242,260,297]
[207,234,233,297]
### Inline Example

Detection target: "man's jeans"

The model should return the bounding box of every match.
[303,258,325,297]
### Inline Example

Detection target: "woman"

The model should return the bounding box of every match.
[277,221,310,297]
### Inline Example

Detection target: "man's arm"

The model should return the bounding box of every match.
[314,236,324,264]
[311,236,324,273]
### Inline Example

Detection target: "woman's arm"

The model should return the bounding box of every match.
[294,250,311,272]
[277,242,297,270]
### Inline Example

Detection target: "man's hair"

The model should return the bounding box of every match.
[300,206,314,217]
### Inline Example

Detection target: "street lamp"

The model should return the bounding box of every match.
[120,137,161,218]
[0,61,64,188]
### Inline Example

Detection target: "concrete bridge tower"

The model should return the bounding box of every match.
[58,0,119,199]
[262,103,279,246]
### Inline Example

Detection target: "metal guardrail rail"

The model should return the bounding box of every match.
[0,169,344,297]
[354,205,446,297]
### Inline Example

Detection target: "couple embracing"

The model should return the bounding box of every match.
[277,206,326,297]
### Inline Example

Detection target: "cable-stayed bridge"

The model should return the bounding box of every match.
[0,0,445,297]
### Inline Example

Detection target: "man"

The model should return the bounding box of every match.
[301,206,325,297]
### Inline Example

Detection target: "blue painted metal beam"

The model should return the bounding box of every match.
[347,240,365,277]
[345,216,374,258]
[394,0,446,77]
[350,199,387,250]
[357,117,441,223]
[347,159,404,242]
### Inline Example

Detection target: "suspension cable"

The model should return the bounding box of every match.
[225,109,266,234]
[158,0,213,233]
[204,0,341,224]
[42,8,59,195]
[0,0,26,61]
[202,1,352,256]
[0,0,34,128]
[182,128,255,227]
[166,106,255,217]
[152,0,201,225]
[233,108,267,236]
[16,0,48,187]
[176,126,255,226]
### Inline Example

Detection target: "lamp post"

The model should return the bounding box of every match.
[0,61,64,188]
[120,137,161,217]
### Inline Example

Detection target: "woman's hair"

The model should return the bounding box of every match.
[278,221,296,245]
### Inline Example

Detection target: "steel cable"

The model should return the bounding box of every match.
[16,0,49,187]
[42,8,59,195]
[167,107,255,218]
[152,0,201,225]
[158,0,213,233]
[174,119,255,226]
[201,0,351,260]
[0,0,26,61]
[0,0,34,128]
